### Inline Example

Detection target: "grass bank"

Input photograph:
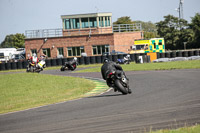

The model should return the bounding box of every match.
[150,124,200,133]
[0,73,95,114]
[75,60,200,73]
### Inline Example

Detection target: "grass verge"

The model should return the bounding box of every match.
[74,60,200,73]
[150,124,200,133]
[0,73,95,114]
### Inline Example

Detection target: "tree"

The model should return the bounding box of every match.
[0,33,25,48]
[189,13,200,48]
[113,16,133,24]
[156,15,191,50]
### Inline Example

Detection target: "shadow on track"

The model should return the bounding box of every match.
[87,93,123,98]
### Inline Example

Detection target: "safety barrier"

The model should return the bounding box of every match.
[0,50,200,71]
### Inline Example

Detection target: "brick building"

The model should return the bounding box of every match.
[25,12,143,58]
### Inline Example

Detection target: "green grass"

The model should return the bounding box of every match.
[150,124,200,133]
[75,60,200,73]
[0,73,95,114]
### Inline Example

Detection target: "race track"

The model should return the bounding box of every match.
[0,69,200,133]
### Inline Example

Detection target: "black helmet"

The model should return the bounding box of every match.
[103,58,109,64]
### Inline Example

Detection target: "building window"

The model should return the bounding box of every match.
[57,47,64,56]
[67,46,84,57]
[99,17,104,27]
[89,17,97,28]
[92,45,109,55]
[105,16,111,27]
[42,48,51,57]
[72,18,80,29]
[31,49,37,56]
[81,18,89,28]
[64,19,71,29]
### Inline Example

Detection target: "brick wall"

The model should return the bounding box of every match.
[25,34,114,58]
[113,31,143,53]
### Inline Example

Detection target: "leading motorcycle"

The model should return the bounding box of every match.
[106,70,131,95]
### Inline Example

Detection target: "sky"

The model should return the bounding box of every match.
[0,0,199,44]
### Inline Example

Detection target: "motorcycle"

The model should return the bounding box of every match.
[60,61,78,71]
[37,59,46,70]
[116,55,131,64]
[26,59,45,73]
[106,70,131,95]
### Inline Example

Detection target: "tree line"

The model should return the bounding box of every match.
[1,13,200,50]
[114,13,200,50]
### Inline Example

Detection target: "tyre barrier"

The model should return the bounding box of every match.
[0,63,6,71]
[56,58,62,66]
[171,52,176,58]
[17,61,23,69]
[84,57,90,65]
[78,57,85,65]
[165,52,171,58]
[11,62,17,70]
[62,58,68,65]
[106,55,112,61]
[183,51,188,57]
[51,59,57,66]
[177,51,183,57]
[189,51,194,56]
[1,50,200,71]
[112,55,118,62]
[95,56,102,63]
[156,53,160,59]
[5,62,11,70]
[45,59,51,67]
[194,50,200,56]
[90,56,96,64]
[130,54,135,61]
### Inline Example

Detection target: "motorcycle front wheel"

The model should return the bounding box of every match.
[115,79,128,95]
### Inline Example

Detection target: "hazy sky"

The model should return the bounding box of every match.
[0,0,199,43]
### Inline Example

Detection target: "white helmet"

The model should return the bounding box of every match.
[74,57,77,61]
[33,53,37,57]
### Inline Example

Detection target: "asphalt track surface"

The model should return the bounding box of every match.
[0,68,200,133]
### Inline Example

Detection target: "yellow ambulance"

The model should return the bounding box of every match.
[130,38,165,54]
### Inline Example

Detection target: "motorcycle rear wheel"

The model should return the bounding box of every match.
[115,79,128,95]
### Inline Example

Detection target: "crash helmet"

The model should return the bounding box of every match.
[74,57,77,61]
[103,58,109,64]
[126,54,130,58]
[33,53,37,57]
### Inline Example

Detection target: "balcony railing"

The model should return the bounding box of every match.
[25,24,142,39]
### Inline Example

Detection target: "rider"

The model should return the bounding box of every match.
[29,53,39,65]
[68,57,78,70]
[101,58,131,93]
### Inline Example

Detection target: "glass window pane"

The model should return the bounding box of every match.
[72,47,76,56]
[89,17,97,28]
[97,46,101,54]
[65,19,71,29]
[68,47,72,56]
[77,47,80,56]
[81,18,89,28]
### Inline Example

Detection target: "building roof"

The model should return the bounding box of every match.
[61,12,112,19]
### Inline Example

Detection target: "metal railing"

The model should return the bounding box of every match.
[25,24,142,39]
[25,28,63,39]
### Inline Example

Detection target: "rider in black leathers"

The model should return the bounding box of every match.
[65,57,78,70]
[101,58,131,93]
